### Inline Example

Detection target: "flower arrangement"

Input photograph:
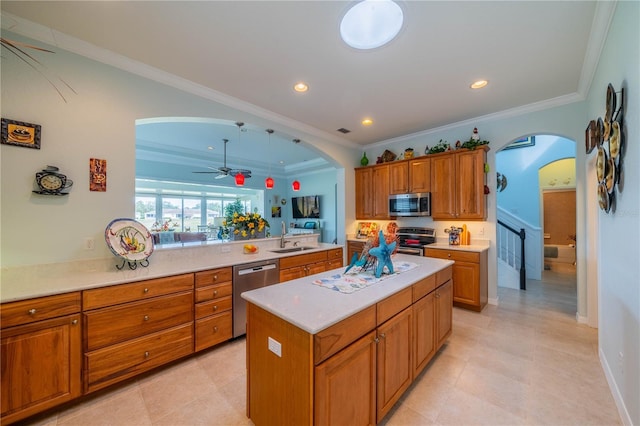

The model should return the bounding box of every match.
[151,219,178,232]
[223,211,270,239]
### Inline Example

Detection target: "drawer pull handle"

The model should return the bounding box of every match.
[213,275,218,281]
[447,254,451,258]
[374,337,380,343]
[144,351,150,358]
[71,319,78,325]
[379,333,386,339]
[144,315,149,321]
[144,288,149,293]
[213,326,218,333]
[213,290,218,297]
[28,308,37,315]
[213,305,218,311]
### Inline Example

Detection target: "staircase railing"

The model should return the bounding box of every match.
[497,220,526,290]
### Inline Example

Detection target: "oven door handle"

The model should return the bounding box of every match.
[398,247,423,256]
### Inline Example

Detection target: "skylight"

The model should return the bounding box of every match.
[340,0,404,50]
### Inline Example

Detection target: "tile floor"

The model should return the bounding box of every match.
[19,269,620,426]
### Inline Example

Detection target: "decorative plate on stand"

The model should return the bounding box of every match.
[105,218,154,269]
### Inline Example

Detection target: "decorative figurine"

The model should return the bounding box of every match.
[472,127,480,141]
[360,152,369,166]
[368,230,396,278]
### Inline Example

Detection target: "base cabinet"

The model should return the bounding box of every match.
[194,267,233,352]
[315,331,377,426]
[1,293,82,425]
[280,249,343,283]
[425,248,487,311]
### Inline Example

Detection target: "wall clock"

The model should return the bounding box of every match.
[33,165,73,195]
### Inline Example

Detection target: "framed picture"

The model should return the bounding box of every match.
[503,136,535,150]
[90,158,107,192]
[271,206,281,218]
[1,118,41,149]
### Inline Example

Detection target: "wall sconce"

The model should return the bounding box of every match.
[292,180,301,191]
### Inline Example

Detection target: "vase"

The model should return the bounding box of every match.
[360,152,369,166]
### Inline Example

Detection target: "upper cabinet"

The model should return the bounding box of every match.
[431,147,488,220]
[355,148,487,221]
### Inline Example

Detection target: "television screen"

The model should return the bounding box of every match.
[292,195,320,219]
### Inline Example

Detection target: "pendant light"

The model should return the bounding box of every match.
[265,129,274,189]
[292,180,301,191]
[234,121,246,187]
[235,172,245,186]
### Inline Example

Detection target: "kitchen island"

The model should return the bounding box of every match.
[242,254,454,425]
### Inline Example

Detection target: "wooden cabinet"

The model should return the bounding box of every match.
[1,293,82,425]
[376,306,413,421]
[82,274,194,393]
[425,248,487,311]
[194,267,233,352]
[431,147,488,220]
[355,164,390,220]
[315,331,377,426]
[435,279,453,348]
[389,158,431,195]
[280,249,343,282]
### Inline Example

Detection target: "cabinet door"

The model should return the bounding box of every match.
[456,149,486,219]
[279,266,305,282]
[430,153,456,220]
[306,261,326,276]
[372,165,390,219]
[409,158,431,193]
[452,261,480,307]
[1,314,81,424]
[315,331,376,426]
[435,280,453,349]
[355,168,373,219]
[412,292,435,378]
[348,241,365,263]
[376,307,412,422]
[389,162,408,194]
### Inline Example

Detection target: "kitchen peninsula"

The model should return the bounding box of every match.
[242,254,454,425]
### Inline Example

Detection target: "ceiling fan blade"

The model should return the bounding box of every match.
[214,174,228,179]
[192,171,220,174]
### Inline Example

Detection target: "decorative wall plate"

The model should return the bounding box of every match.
[596,147,606,183]
[105,218,154,261]
[610,121,620,159]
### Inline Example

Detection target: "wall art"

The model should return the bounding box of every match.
[1,118,41,149]
[90,158,107,192]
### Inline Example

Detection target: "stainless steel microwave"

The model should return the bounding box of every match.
[388,193,431,217]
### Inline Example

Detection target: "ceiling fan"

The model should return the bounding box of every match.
[192,122,252,180]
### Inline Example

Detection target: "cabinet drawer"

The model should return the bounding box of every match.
[195,296,232,319]
[83,274,193,310]
[280,251,328,269]
[326,248,343,260]
[412,274,436,302]
[195,312,233,352]
[84,292,193,351]
[425,248,480,263]
[377,287,412,325]
[84,323,193,393]
[195,282,232,303]
[1,292,81,328]
[314,305,376,365]
[194,268,232,288]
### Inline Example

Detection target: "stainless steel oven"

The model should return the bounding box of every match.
[397,227,436,256]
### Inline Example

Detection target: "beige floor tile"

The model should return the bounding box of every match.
[399,376,453,422]
[379,402,436,426]
[435,387,527,425]
[420,351,467,385]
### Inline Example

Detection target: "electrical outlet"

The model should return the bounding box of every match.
[478,227,485,236]
[268,337,282,357]
[84,238,95,250]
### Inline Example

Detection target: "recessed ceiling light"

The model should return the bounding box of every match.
[362,118,373,126]
[207,146,214,150]
[470,80,489,89]
[340,0,404,50]
[293,82,308,92]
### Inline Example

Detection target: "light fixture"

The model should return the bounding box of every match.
[292,180,301,191]
[340,0,404,50]
[235,172,245,186]
[265,129,274,189]
[362,118,373,126]
[293,82,308,92]
[233,121,252,186]
[470,80,489,89]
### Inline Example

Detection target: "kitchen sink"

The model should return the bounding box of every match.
[270,246,315,254]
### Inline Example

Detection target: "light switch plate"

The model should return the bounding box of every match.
[268,337,282,357]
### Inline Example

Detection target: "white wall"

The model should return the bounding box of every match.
[584,2,639,424]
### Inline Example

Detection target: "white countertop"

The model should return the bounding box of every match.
[426,242,490,253]
[241,254,454,335]
[0,235,338,303]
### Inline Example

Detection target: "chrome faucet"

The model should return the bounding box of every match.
[280,221,291,248]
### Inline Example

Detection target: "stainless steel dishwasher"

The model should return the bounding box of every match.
[233,259,280,337]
